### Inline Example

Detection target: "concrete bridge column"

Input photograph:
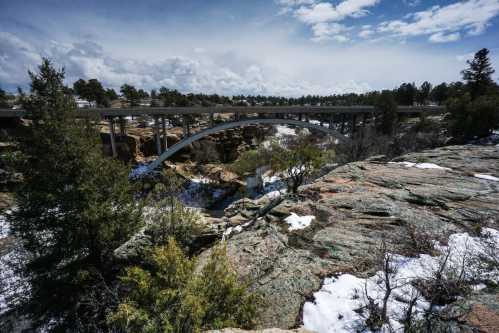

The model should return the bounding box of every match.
[351,114,357,134]
[154,115,161,155]
[182,115,190,138]
[161,115,168,151]
[118,117,126,137]
[298,113,302,121]
[209,113,214,127]
[108,117,118,158]
[328,116,333,129]
[340,114,346,134]
[305,113,310,122]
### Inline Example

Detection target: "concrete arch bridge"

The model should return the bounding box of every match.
[0,105,444,173]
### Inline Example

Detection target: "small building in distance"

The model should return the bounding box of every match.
[75,97,96,109]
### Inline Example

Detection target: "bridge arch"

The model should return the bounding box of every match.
[146,118,349,171]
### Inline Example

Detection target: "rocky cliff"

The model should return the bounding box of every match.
[197,144,499,331]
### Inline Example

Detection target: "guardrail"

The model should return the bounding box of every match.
[0,105,446,119]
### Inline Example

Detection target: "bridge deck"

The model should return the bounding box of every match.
[0,105,445,118]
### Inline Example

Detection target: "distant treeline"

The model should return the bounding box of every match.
[1,49,498,110]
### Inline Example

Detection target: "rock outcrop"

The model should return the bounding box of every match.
[197,145,499,330]
[100,123,271,163]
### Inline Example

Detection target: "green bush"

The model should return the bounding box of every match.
[107,238,260,333]
[145,194,202,252]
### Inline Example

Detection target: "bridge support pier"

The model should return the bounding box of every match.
[351,115,357,134]
[161,116,168,151]
[108,118,117,158]
[340,114,346,134]
[298,113,302,121]
[209,113,214,127]
[154,115,161,155]
[182,115,190,138]
[118,117,127,137]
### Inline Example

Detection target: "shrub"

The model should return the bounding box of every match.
[145,194,202,252]
[107,239,260,333]
[335,127,390,164]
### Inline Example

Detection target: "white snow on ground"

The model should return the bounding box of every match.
[222,221,253,240]
[0,213,10,238]
[389,162,452,171]
[274,125,296,138]
[303,228,499,333]
[0,251,23,315]
[261,175,287,200]
[129,165,150,179]
[284,213,315,231]
[0,213,28,316]
[179,177,212,208]
[474,174,499,182]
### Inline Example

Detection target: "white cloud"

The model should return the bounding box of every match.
[278,0,380,41]
[429,32,461,43]
[294,0,380,24]
[0,32,42,85]
[402,0,421,7]
[358,28,374,38]
[378,0,499,43]
[0,31,373,96]
[310,22,350,42]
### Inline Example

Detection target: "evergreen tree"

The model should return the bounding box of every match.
[0,87,10,108]
[430,83,449,105]
[376,90,398,136]
[416,81,432,105]
[395,83,416,106]
[120,84,140,106]
[8,59,142,331]
[106,88,119,101]
[462,48,495,99]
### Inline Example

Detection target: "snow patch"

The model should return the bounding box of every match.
[389,161,451,171]
[275,125,296,138]
[129,165,150,179]
[303,228,499,333]
[0,213,10,238]
[284,213,315,231]
[474,174,499,182]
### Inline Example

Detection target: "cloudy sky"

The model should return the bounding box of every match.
[1,0,499,96]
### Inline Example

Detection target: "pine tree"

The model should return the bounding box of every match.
[462,48,495,99]
[8,59,142,331]
[376,90,398,136]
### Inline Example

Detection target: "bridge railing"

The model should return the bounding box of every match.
[0,105,445,119]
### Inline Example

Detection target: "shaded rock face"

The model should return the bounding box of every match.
[197,145,499,329]
[100,125,270,163]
